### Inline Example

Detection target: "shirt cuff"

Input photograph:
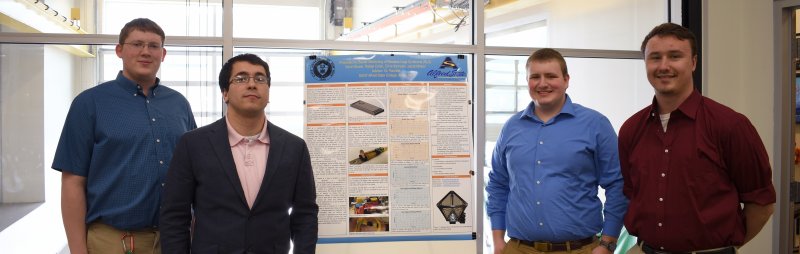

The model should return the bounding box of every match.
[489,214,506,230]
[739,185,777,205]
[601,217,623,238]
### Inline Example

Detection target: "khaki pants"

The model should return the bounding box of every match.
[504,239,600,254]
[626,244,645,254]
[87,222,161,254]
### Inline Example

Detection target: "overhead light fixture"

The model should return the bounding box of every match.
[22,0,83,32]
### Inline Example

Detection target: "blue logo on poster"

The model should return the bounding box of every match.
[310,57,335,81]
[439,57,458,69]
[428,57,466,79]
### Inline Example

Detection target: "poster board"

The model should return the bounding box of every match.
[303,54,475,244]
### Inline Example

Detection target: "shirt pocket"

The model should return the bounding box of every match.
[695,144,728,182]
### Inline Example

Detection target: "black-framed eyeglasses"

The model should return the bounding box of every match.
[230,74,269,85]
[123,41,163,51]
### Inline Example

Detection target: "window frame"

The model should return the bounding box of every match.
[0,1,676,253]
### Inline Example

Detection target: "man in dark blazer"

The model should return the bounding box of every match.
[160,53,318,254]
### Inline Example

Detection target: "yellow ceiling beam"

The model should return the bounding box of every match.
[0,12,94,58]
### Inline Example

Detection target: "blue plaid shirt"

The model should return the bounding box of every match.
[53,71,196,230]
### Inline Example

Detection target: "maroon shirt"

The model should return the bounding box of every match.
[618,90,775,252]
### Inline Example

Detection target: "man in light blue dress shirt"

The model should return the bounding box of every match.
[486,48,628,254]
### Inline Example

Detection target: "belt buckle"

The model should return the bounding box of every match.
[533,242,551,251]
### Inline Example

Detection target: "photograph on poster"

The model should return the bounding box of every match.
[348,217,390,233]
[348,147,389,165]
[349,98,387,117]
[351,100,385,116]
[436,190,468,224]
[349,196,389,215]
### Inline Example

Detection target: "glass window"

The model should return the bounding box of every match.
[0,1,89,34]
[233,1,321,39]
[484,0,666,50]
[233,0,472,44]
[482,55,653,253]
[4,0,224,36]
[484,55,652,155]
[0,43,96,234]
[99,46,224,127]
[0,41,223,247]
[231,48,325,137]
[102,0,223,37]
[0,0,674,252]
[230,49,473,137]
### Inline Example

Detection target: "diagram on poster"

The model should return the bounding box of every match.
[305,55,474,243]
[436,191,468,224]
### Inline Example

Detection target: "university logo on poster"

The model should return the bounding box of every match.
[310,56,335,81]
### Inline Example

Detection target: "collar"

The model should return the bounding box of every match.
[648,89,701,120]
[114,71,161,97]
[226,116,270,147]
[519,94,576,121]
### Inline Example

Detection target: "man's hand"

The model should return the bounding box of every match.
[593,235,617,254]
[494,240,507,254]
[592,245,613,254]
[492,230,507,254]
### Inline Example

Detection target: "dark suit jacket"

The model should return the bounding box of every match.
[160,117,318,254]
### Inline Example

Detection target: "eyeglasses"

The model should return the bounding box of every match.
[230,74,269,85]
[123,41,163,51]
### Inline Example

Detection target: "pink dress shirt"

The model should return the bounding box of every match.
[226,117,270,209]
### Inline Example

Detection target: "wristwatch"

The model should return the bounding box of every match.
[599,239,616,252]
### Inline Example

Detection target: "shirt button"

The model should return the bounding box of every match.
[658,198,663,202]
[660,247,665,250]
[147,100,150,103]
[537,160,541,164]
[664,149,669,153]
[152,118,156,122]
[161,183,165,187]
[536,181,541,184]
[159,160,164,165]
[538,141,543,145]
[133,93,137,96]
[539,222,543,226]
[536,201,541,205]
[156,139,161,143]
[658,222,662,227]
[661,173,666,177]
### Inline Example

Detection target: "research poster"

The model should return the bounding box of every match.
[304,55,474,243]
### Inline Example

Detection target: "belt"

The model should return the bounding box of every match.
[642,243,736,254]
[511,236,596,252]
[92,221,159,232]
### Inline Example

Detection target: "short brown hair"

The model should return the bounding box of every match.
[641,23,697,56]
[119,18,165,45]
[526,48,568,77]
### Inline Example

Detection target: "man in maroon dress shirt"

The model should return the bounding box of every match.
[619,23,776,254]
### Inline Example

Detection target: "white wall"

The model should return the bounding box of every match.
[0,45,74,254]
[1,45,45,203]
[704,0,775,253]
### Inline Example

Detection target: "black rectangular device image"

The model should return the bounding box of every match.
[350,100,384,116]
